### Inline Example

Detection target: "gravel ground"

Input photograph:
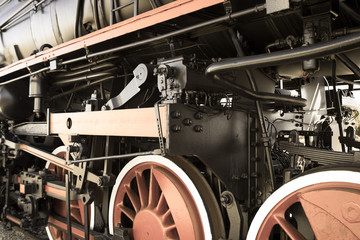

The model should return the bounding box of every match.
[0,222,45,240]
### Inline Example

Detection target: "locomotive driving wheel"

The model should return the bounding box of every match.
[109,155,225,240]
[247,168,360,240]
[45,146,94,240]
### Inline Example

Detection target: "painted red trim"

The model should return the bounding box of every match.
[6,215,21,225]
[45,185,66,199]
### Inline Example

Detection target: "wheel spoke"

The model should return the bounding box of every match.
[148,167,160,208]
[70,211,82,223]
[274,215,306,240]
[136,171,149,208]
[117,202,136,221]
[165,224,179,240]
[162,209,173,225]
[155,192,168,214]
[125,184,141,212]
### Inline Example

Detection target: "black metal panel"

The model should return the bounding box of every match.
[167,104,248,200]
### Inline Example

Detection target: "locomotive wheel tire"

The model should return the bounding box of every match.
[45,146,95,240]
[109,155,225,240]
[247,168,360,240]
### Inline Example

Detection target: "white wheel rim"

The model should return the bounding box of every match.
[108,155,212,239]
[247,170,360,240]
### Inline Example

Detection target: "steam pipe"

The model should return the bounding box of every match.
[0,0,35,29]
[0,67,50,86]
[52,69,117,86]
[206,33,360,74]
[53,62,116,79]
[1,0,46,31]
[212,74,307,106]
[50,75,124,100]
[0,0,9,8]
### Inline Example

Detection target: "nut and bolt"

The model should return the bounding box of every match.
[194,112,203,120]
[182,118,193,126]
[193,125,203,132]
[220,194,232,205]
[171,125,181,133]
[171,111,181,119]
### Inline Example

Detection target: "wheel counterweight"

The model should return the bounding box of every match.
[109,155,225,240]
[247,170,360,240]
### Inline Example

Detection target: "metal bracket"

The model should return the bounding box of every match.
[220,191,242,240]
[156,57,187,103]
[103,64,153,110]
[266,0,289,14]
[155,99,166,155]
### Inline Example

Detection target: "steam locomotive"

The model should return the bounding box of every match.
[0,0,359,239]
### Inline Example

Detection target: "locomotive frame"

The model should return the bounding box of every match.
[0,0,360,239]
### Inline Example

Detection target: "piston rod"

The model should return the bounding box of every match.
[69,150,161,163]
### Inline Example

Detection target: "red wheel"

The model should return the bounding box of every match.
[109,155,225,240]
[247,169,360,240]
[45,146,94,240]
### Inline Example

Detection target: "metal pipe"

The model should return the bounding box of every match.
[0,0,10,8]
[62,4,266,65]
[70,150,160,163]
[206,32,360,75]
[1,0,46,31]
[213,75,307,106]
[50,75,119,100]
[229,28,275,190]
[246,70,275,190]
[75,0,84,38]
[84,201,89,240]
[0,67,50,86]
[0,0,35,29]
[65,174,72,240]
[112,1,134,12]
[331,60,345,152]
[333,27,360,37]
[337,77,360,86]
[70,56,118,71]
[110,0,115,25]
[134,0,138,16]
[53,62,116,79]
[52,69,117,86]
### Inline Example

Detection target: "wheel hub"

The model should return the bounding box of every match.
[133,209,166,239]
